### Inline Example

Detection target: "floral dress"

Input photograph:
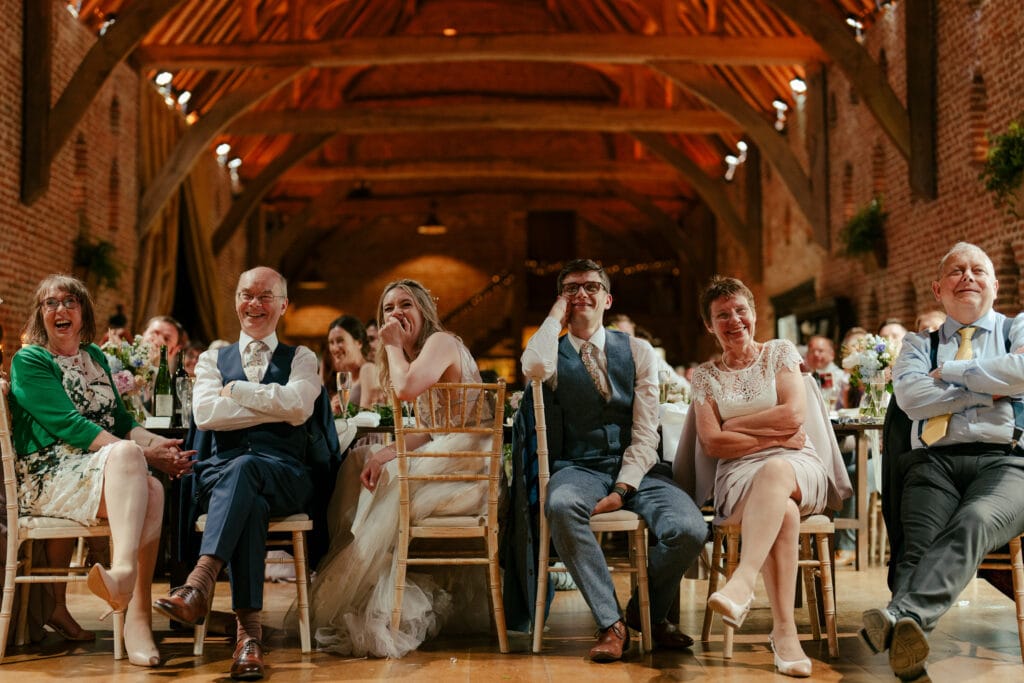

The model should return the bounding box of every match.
[15,350,117,525]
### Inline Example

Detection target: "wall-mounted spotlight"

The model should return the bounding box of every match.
[789,77,807,95]
[772,99,789,132]
[846,15,865,42]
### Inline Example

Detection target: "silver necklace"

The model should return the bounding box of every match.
[722,344,759,372]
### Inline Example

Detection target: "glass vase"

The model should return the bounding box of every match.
[859,378,890,421]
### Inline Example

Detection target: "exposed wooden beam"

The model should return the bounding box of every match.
[228,104,741,136]
[631,131,757,274]
[652,62,822,246]
[137,68,304,240]
[21,0,52,204]
[281,159,681,184]
[609,183,698,275]
[905,0,938,199]
[765,0,911,162]
[49,1,185,177]
[212,134,333,254]
[135,34,826,70]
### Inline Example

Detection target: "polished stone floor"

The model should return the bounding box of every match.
[1,564,1020,681]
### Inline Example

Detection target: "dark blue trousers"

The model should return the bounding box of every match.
[196,452,312,610]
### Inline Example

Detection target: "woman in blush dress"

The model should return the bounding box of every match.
[309,279,491,658]
[324,315,384,413]
[691,276,847,678]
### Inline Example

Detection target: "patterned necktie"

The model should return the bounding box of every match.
[243,340,269,383]
[580,340,611,401]
[920,326,976,446]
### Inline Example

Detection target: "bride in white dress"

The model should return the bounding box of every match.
[309,279,491,658]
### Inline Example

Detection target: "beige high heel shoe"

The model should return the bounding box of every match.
[87,564,133,615]
[123,622,161,667]
[708,590,754,630]
[770,635,812,678]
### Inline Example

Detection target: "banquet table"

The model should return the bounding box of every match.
[830,420,883,571]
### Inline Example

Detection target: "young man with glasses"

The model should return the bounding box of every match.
[520,259,707,662]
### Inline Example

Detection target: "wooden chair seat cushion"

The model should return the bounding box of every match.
[194,512,312,532]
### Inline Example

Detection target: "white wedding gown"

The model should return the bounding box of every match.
[309,340,493,658]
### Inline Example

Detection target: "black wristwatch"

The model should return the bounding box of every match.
[612,483,635,504]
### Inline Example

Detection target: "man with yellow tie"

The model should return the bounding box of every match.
[862,242,1024,682]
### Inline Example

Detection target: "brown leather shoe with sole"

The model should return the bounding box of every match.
[153,585,209,626]
[230,638,265,681]
[589,620,630,662]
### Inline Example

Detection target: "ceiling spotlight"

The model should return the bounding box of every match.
[789,77,807,94]
[215,143,231,156]
[417,203,447,236]
[772,98,789,112]
[736,140,748,153]
[442,27,457,37]
[227,157,242,170]
[176,90,191,106]
[772,100,788,132]
[846,14,865,41]
[155,71,173,87]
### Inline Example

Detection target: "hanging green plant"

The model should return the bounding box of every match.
[980,115,1024,218]
[73,232,121,291]
[840,198,888,267]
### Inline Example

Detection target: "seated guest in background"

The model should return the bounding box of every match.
[804,335,847,407]
[521,259,706,662]
[154,267,320,681]
[879,319,909,354]
[325,315,383,413]
[142,315,185,369]
[181,340,205,378]
[364,318,380,362]
[608,312,691,399]
[310,279,494,658]
[10,274,191,667]
[839,326,868,408]
[692,276,849,678]
[862,242,1024,681]
[914,309,946,333]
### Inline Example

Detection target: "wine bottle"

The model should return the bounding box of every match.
[153,345,174,418]
[173,349,189,427]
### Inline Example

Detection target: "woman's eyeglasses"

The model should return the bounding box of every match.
[41,297,79,311]
[561,282,606,295]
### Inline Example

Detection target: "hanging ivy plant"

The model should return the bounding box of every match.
[980,115,1024,218]
[73,232,121,291]
[840,198,888,267]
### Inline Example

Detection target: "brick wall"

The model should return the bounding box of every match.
[0,0,139,363]
[758,0,1024,340]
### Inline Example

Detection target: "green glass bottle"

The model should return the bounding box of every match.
[153,345,173,418]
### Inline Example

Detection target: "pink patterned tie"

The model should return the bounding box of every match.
[580,341,610,401]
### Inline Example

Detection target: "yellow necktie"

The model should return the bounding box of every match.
[920,326,976,446]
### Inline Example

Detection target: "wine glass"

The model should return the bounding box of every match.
[336,371,352,415]
[175,375,193,427]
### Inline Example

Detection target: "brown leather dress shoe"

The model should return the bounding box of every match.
[624,600,694,650]
[230,638,265,681]
[589,620,630,662]
[153,585,209,626]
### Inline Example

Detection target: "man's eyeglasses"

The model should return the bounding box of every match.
[237,292,283,305]
[41,297,79,311]
[561,282,606,296]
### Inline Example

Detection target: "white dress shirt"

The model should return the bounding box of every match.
[193,331,320,431]
[521,317,661,489]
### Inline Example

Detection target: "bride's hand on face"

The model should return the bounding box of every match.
[379,317,412,349]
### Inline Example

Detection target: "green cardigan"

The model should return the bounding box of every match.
[10,343,137,456]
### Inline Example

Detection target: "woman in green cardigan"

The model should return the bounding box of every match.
[10,274,190,667]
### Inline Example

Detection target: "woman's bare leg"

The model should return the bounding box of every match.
[760,499,808,662]
[716,458,800,604]
[95,442,152,600]
[44,539,94,639]
[122,477,163,664]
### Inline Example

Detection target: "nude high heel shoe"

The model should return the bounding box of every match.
[708,590,754,630]
[770,635,812,678]
[87,564,133,615]
[123,622,161,668]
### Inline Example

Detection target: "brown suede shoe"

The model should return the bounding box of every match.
[153,585,209,626]
[589,620,630,662]
[230,638,265,681]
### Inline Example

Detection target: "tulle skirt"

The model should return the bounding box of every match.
[309,433,492,658]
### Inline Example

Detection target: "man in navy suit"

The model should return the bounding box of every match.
[154,267,320,681]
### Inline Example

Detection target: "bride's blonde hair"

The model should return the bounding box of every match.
[376,279,446,392]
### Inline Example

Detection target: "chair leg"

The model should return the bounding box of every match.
[485,526,510,654]
[292,531,312,653]
[15,541,33,647]
[633,528,653,654]
[390,526,410,634]
[193,581,216,656]
[702,530,723,643]
[0,547,18,662]
[867,493,878,566]
[1009,536,1024,662]
[532,520,552,654]
[800,534,821,641]
[722,529,739,659]
[815,533,839,658]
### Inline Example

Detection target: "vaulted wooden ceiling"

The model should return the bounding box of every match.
[52,0,909,283]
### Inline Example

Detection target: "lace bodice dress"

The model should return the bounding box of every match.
[309,336,492,658]
[692,339,828,520]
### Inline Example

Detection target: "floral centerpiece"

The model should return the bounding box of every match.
[841,334,897,419]
[101,335,154,422]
